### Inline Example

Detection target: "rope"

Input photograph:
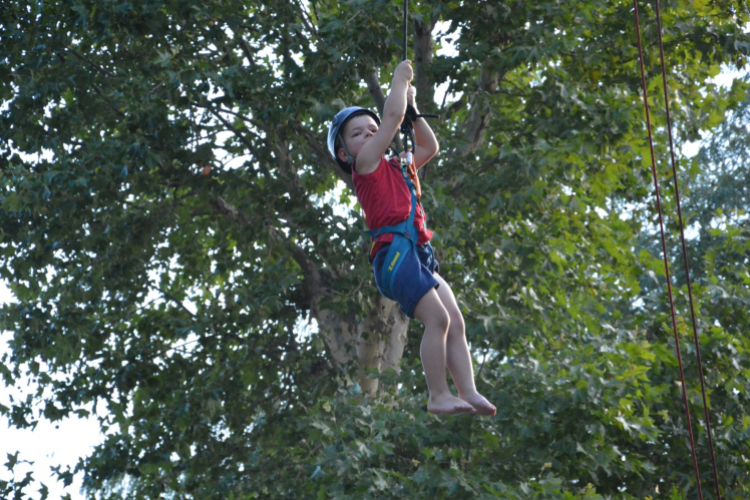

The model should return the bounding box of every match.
[632,1,721,498]
[403,0,408,62]
[400,0,418,189]
[399,0,437,181]
[652,0,722,496]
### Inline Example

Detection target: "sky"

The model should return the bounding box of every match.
[0,286,103,498]
[0,20,746,499]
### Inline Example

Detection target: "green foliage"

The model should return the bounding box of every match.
[1,0,749,498]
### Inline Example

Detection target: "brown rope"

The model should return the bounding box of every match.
[652,0,722,496]
[632,1,721,498]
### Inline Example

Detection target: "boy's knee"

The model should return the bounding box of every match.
[432,308,450,335]
[419,304,450,335]
[448,312,465,335]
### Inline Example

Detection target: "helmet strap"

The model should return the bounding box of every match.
[337,133,355,165]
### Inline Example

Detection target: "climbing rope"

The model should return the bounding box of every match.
[632,1,721,498]
[403,0,409,62]
[397,0,437,183]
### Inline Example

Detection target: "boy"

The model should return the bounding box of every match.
[327,60,496,416]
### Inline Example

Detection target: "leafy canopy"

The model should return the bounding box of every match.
[0,0,749,498]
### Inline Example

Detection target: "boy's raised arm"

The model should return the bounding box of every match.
[355,60,413,175]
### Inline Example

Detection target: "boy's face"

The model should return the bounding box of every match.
[338,114,379,163]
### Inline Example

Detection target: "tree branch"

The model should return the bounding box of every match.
[210,196,258,228]
[160,289,197,318]
[66,48,114,78]
[204,107,259,157]
[291,123,356,191]
[214,106,265,132]
[236,38,257,69]
[364,67,387,116]
[208,179,360,372]
[289,0,318,36]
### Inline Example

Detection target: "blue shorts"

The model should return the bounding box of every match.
[372,243,440,318]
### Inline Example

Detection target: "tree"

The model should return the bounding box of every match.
[1,0,748,498]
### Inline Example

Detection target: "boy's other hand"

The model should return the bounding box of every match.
[395,59,413,83]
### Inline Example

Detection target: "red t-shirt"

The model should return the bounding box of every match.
[352,156,433,258]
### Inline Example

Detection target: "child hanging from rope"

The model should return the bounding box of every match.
[327,60,496,416]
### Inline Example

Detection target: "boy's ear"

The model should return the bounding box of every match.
[337,147,349,163]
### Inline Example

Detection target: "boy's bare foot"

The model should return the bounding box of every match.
[427,394,477,415]
[459,392,497,416]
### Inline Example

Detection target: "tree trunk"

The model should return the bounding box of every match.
[463,62,499,153]
[413,17,436,114]
[310,292,409,395]
[355,296,409,394]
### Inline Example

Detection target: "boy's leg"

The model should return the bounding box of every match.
[432,272,497,416]
[412,289,476,415]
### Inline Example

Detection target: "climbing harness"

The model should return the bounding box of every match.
[364,99,432,300]
[366,157,422,300]
[366,88,426,300]
[632,1,720,498]
[367,110,429,300]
